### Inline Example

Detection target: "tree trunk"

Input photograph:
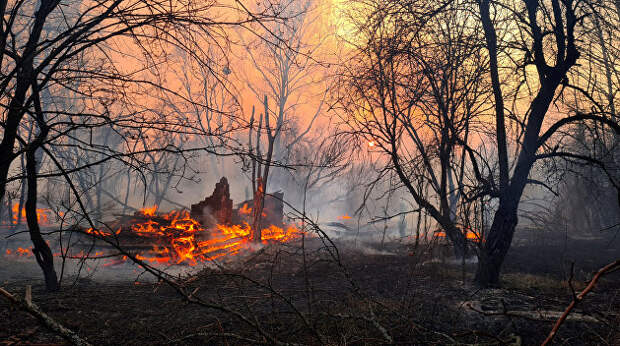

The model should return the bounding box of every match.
[474,201,518,287]
[445,225,467,259]
[26,149,59,292]
[251,178,265,242]
[0,0,57,204]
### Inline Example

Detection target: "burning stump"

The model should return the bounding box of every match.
[190,177,233,227]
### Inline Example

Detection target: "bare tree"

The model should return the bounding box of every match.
[335,0,489,258]
[473,0,620,286]
[240,0,328,190]
[337,0,619,287]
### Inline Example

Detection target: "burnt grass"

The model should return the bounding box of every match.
[1,229,619,345]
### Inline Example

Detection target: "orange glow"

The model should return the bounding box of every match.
[39,208,306,267]
[85,227,121,237]
[434,228,482,242]
[239,203,252,215]
[338,214,352,220]
[4,204,304,265]
[262,225,303,242]
[368,141,375,147]
[139,205,158,217]
[9,203,50,225]
[4,246,33,259]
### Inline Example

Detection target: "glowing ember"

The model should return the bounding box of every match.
[4,247,33,258]
[368,141,375,147]
[85,228,121,237]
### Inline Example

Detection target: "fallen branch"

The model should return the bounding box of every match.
[0,286,92,346]
[542,259,620,346]
[464,301,600,323]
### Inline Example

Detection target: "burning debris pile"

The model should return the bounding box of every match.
[3,178,303,266]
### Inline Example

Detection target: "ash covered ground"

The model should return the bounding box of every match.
[1,226,619,345]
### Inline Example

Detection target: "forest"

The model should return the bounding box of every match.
[0,0,619,344]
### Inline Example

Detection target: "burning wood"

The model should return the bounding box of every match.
[4,178,302,266]
[234,192,285,227]
[189,176,285,228]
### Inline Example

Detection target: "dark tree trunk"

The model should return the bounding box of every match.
[474,202,518,286]
[440,218,468,259]
[448,230,468,259]
[0,0,57,204]
[26,149,59,292]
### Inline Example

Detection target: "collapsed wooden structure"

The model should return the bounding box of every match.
[191,177,284,228]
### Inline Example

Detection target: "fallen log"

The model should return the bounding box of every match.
[0,285,92,346]
[464,300,601,323]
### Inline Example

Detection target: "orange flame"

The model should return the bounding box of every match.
[140,205,158,217]
[4,206,305,266]
[4,247,33,258]
[239,203,252,215]
[434,228,481,241]
[9,203,50,225]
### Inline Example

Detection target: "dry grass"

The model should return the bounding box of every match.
[502,273,587,292]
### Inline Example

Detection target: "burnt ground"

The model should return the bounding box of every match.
[1,228,619,345]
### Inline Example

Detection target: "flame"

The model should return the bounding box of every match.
[4,247,33,258]
[262,225,303,242]
[4,205,304,266]
[368,141,375,147]
[338,214,352,220]
[434,228,481,241]
[85,227,121,237]
[9,203,50,225]
[140,205,158,217]
[239,203,266,217]
[239,203,252,215]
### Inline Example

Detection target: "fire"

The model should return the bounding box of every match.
[4,247,33,258]
[56,207,304,266]
[139,205,158,217]
[434,228,481,241]
[3,204,304,266]
[85,228,121,237]
[368,141,375,147]
[239,203,265,217]
[338,214,352,220]
[239,203,252,215]
[9,203,50,225]
[262,225,303,242]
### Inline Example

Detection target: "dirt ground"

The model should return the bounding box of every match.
[1,228,619,345]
